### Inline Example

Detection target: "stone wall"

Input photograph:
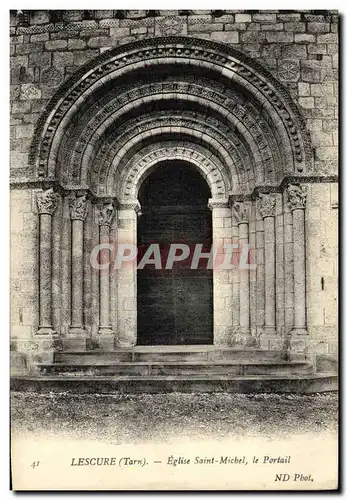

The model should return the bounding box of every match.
[10,10,338,179]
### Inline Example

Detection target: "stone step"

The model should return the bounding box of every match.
[10,373,338,394]
[39,360,313,377]
[55,347,287,364]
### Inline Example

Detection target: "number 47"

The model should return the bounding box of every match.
[31,461,40,469]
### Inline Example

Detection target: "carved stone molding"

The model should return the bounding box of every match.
[29,37,310,178]
[232,201,251,224]
[118,200,141,213]
[36,188,59,215]
[208,198,230,210]
[286,184,308,211]
[119,143,230,201]
[69,193,89,220]
[257,193,276,218]
[96,202,115,226]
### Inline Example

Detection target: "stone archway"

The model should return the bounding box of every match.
[29,36,313,351]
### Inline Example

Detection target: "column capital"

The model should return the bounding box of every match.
[36,188,59,215]
[118,199,141,213]
[286,184,307,211]
[257,193,276,218]
[69,192,89,221]
[232,201,251,224]
[96,201,115,227]
[208,198,229,210]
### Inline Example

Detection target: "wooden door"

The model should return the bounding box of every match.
[137,206,213,345]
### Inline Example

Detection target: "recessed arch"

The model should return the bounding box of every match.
[117,143,230,203]
[29,35,313,191]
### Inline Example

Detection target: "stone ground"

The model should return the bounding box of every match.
[11,392,338,444]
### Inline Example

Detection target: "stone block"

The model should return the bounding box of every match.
[310,83,334,96]
[317,33,338,44]
[265,32,293,43]
[109,26,131,38]
[10,351,28,375]
[30,33,49,42]
[80,28,110,38]
[68,38,87,50]
[253,13,276,22]
[15,43,44,55]
[87,36,113,49]
[62,336,87,351]
[235,14,251,23]
[295,33,316,43]
[130,27,147,35]
[19,83,41,100]
[308,22,331,33]
[211,32,239,43]
[261,23,284,31]
[278,59,300,82]
[299,97,315,109]
[15,124,34,139]
[298,82,310,96]
[281,44,307,59]
[322,119,338,132]
[29,10,50,25]
[41,66,64,87]
[284,22,306,32]
[28,51,51,68]
[241,31,265,43]
[45,39,68,51]
[190,23,223,33]
[53,51,74,67]
[11,35,24,44]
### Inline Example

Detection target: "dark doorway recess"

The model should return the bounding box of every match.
[137,161,213,345]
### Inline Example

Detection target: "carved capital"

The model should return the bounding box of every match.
[118,200,141,213]
[232,201,251,224]
[69,193,88,221]
[208,198,229,210]
[286,184,307,211]
[257,193,276,218]
[37,188,59,215]
[96,202,115,226]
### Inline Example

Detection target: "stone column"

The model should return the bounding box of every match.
[36,188,59,335]
[68,193,88,347]
[208,199,232,346]
[232,201,255,346]
[257,193,277,336]
[286,184,308,339]
[96,201,115,350]
[116,200,140,347]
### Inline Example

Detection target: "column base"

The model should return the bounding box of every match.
[263,326,277,335]
[289,329,309,355]
[97,329,115,351]
[231,329,257,347]
[63,328,87,351]
[37,326,56,335]
[290,328,308,336]
[29,334,61,372]
[116,339,136,348]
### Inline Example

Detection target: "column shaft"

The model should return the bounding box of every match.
[99,224,112,333]
[117,204,138,347]
[38,213,54,332]
[292,208,307,331]
[264,216,276,333]
[36,188,58,335]
[70,218,84,331]
[239,221,250,333]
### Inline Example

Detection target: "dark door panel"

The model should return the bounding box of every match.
[136,161,213,346]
